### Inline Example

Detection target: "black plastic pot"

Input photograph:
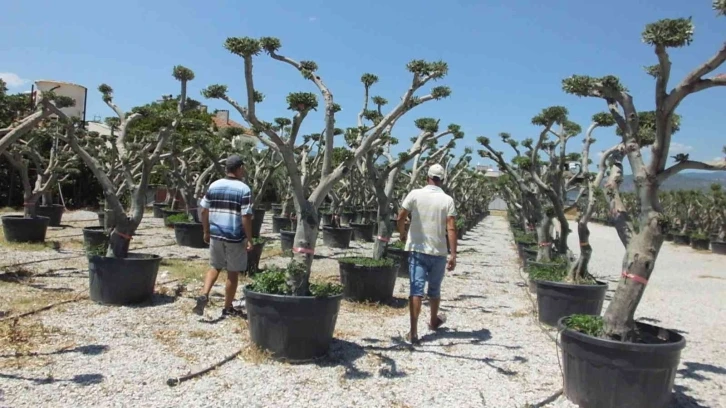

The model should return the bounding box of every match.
[246,240,266,274]
[338,260,397,302]
[272,216,292,233]
[350,222,374,242]
[664,232,674,241]
[690,238,709,251]
[322,226,353,249]
[88,253,162,305]
[385,247,409,278]
[244,287,342,362]
[271,204,283,216]
[162,209,185,228]
[280,230,295,252]
[252,209,266,237]
[535,280,607,326]
[82,226,109,254]
[672,234,690,246]
[320,213,334,227]
[174,222,208,248]
[1,215,50,243]
[711,240,726,255]
[558,317,686,408]
[152,203,167,218]
[523,248,538,262]
[340,212,356,226]
[457,229,464,240]
[35,204,64,227]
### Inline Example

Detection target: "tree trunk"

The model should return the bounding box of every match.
[289,199,319,296]
[372,204,392,260]
[23,193,38,218]
[535,216,553,261]
[567,221,591,282]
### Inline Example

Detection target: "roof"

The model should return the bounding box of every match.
[211,115,253,133]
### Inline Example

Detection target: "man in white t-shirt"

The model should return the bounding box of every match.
[397,164,457,345]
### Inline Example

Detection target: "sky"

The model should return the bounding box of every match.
[1,0,724,174]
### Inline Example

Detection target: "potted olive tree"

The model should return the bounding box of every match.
[557,6,726,406]
[202,36,451,361]
[709,183,726,254]
[53,66,194,305]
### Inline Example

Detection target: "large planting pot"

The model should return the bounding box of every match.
[174,222,208,248]
[152,202,167,218]
[272,216,293,233]
[663,232,674,242]
[690,238,709,251]
[271,204,283,216]
[320,213,334,227]
[244,287,342,362]
[338,261,397,302]
[672,234,690,246]
[246,240,266,275]
[35,204,64,227]
[535,280,607,327]
[162,209,185,228]
[280,230,295,252]
[1,215,50,243]
[385,248,410,278]
[711,240,726,255]
[82,226,109,254]
[252,209,266,237]
[558,317,686,408]
[322,226,353,249]
[350,222,374,242]
[88,253,162,305]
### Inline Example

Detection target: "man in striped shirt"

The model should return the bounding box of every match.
[193,155,254,318]
[398,164,457,344]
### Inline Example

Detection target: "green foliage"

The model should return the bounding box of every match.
[592,112,616,127]
[716,0,726,15]
[532,106,568,127]
[201,85,228,99]
[371,96,388,106]
[172,65,195,81]
[528,263,567,282]
[167,212,192,224]
[225,37,262,57]
[477,136,490,146]
[309,282,343,297]
[338,257,395,267]
[614,111,680,146]
[406,60,448,79]
[644,65,660,78]
[260,37,282,53]
[431,86,452,99]
[251,237,268,245]
[513,230,536,244]
[415,118,439,133]
[455,217,466,229]
[286,92,318,112]
[564,314,604,337]
[299,60,318,72]
[389,240,405,250]
[361,73,379,88]
[642,17,694,48]
[562,75,626,97]
[249,268,290,295]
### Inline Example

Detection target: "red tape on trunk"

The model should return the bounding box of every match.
[293,247,314,255]
[622,271,648,285]
[114,231,133,241]
[377,236,390,242]
[538,242,551,247]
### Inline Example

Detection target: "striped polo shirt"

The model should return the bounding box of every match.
[401,185,456,256]
[199,177,253,242]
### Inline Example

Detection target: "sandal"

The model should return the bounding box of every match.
[404,332,420,346]
[428,315,447,331]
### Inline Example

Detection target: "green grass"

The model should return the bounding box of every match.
[528,264,568,282]
[389,241,405,250]
[249,264,343,297]
[564,314,604,337]
[166,212,192,224]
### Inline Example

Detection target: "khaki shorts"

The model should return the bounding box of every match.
[209,238,247,272]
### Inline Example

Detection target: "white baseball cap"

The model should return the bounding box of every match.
[428,164,445,179]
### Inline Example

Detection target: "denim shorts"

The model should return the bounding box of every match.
[409,251,447,298]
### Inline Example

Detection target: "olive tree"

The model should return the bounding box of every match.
[561,3,726,339]
[202,37,451,294]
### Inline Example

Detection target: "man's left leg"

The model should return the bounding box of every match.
[222,240,247,317]
[427,255,448,330]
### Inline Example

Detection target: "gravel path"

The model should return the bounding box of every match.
[1,214,566,408]
[547,221,726,408]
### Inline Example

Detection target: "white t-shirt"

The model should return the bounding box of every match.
[401,185,456,257]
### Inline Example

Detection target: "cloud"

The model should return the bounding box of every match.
[0,72,30,88]
[308,16,317,22]
[669,142,693,154]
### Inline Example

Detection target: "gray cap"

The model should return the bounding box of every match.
[226,155,244,172]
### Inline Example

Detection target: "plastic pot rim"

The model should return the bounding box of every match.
[534,279,607,290]
[1,214,51,222]
[557,316,686,353]
[243,286,343,303]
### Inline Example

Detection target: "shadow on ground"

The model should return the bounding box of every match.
[0,373,104,386]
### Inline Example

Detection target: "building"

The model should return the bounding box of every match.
[476,164,501,178]
[210,109,257,147]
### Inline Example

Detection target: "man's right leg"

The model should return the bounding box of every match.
[408,252,426,342]
[193,239,225,315]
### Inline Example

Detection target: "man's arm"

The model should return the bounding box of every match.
[201,208,210,243]
[241,190,254,250]
[446,216,457,271]
[397,209,410,242]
